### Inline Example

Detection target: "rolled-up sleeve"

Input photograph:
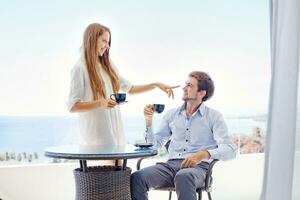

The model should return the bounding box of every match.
[119,74,132,92]
[207,113,237,161]
[145,110,173,149]
[66,65,84,111]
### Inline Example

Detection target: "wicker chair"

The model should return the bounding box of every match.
[136,151,218,200]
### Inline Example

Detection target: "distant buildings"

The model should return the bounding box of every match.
[0,151,39,164]
[232,127,265,154]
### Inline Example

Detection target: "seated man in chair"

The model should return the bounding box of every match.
[131,71,237,200]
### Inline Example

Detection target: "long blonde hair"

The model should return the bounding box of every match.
[83,23,120,100]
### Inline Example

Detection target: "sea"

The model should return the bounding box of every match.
[0,115,266,162]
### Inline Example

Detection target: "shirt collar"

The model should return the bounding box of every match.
[179,102,206,116]
[198,103,206,116]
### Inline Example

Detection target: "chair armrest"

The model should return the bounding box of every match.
[206,159,218,176]
[204,159,218,192]
[137,157,146,170]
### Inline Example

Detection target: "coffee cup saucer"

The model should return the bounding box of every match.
[117,100,128,105]
[134,143,153,148]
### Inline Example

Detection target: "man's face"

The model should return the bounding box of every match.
[182,77,199,101]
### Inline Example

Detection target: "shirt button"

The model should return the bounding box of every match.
[186,128,189,131]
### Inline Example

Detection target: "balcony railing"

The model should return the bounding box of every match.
[0,153,264,200]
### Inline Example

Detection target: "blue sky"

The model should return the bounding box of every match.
[0,0,270,116]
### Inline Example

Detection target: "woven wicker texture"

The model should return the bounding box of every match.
[74,166,132,200]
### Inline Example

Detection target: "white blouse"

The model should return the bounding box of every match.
[67,57,132,146]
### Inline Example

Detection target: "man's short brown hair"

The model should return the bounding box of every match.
[189,71,214,101]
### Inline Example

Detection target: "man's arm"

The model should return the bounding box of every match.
[207,113,237,160]
[144,104,172,149]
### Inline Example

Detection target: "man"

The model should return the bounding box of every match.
[131,71,237,200]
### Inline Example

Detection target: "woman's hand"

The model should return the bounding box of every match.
[155,83,180,99]
[70,99,117,112]
[144,104,154,127]
[98,99,118,108]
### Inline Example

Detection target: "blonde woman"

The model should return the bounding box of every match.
[67,23,178,163]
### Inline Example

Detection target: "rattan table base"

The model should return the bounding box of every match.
[74,166,132,200]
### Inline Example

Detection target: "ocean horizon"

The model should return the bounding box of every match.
[0,115,266,156]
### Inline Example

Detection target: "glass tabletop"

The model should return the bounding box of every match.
[44,144,158,160]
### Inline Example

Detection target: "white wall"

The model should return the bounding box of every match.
[0,155,264,200]
[0,163,76,200]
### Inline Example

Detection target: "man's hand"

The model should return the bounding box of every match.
[144,104,154,127]
[180,151,210,168]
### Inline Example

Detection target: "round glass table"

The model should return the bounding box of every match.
[45,144,158,171]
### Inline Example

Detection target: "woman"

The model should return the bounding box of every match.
[67,23,178,148]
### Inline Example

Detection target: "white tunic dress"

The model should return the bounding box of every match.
[67,57,132,146]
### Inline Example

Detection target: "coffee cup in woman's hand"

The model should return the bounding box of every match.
[152,104,165,113]
[110,93,127,103]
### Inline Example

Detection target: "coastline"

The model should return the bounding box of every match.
[0,115,267,165]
